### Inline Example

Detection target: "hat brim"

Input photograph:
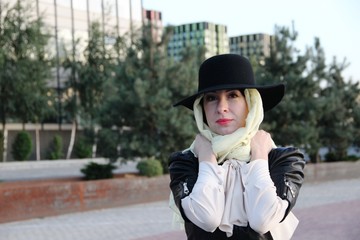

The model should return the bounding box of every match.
[173,83,285,112]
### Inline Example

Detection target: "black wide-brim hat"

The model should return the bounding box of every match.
[173,54,285,112]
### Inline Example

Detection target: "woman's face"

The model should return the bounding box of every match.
[203,89,248,135]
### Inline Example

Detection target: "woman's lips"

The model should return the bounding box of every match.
[216,118,232,125]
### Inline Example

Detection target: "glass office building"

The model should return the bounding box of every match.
[229,33,273,64]
[167,22,229,61]
[2,0,143,87]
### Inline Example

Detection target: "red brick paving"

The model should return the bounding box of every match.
[293,199,360,240]
[133,230,186,240]
[136,199,360,240]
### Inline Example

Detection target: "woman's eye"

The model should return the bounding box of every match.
[228,92,239,98]
[204,95,216,102]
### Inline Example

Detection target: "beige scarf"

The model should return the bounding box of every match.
[188,89,265,163]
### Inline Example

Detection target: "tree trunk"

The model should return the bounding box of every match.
[92,126,99,158]
[35,123,41,161]
[2,124,8,162]
[66,120,77,159]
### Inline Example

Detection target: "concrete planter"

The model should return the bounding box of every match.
[0,174,170,223]
[1,160,359,224]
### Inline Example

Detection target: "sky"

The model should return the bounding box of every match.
[142,0,360,82]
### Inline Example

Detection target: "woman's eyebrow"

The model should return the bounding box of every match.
[205,90,240,95]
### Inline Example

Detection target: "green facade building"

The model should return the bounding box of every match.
[229,33,273,64]
[167,22,229,61]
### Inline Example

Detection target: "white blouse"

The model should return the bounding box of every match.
[181,159,299,239]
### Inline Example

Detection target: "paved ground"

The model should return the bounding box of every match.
[1,177,360,240]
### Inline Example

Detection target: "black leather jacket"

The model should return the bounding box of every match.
[168,147,306,240]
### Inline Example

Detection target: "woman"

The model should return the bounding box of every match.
[169,54,305,239]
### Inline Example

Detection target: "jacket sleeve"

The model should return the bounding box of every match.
[268,147,306,221]
[168,150,199,222]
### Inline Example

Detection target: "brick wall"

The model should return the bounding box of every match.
[1,161,359,224]
[0,174,170,223]
[303,161,360,182]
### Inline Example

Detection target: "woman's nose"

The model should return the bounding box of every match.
[217,97,229,113]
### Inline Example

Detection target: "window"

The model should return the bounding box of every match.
[204,22,208,30]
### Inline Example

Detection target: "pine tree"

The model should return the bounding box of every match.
[353,98,360,149]
[257,24,360,162]
[319,57,360,161]
[0,1,53,124]
[256,25,322,162]
[0,1,53,161]
[78,22,112,127]
[62,21,113,158]
[100,25,203,167]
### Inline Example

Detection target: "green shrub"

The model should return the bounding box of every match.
[74,136,92,159]
[12,131,32,161]
[136,158,163,177]
[81,162,117,180]
[346,155,359,162]
[47,135,63,160]
[325,152,338,162]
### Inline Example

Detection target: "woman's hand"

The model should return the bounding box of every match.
[194,134,217,164]
[250,130,274,161]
